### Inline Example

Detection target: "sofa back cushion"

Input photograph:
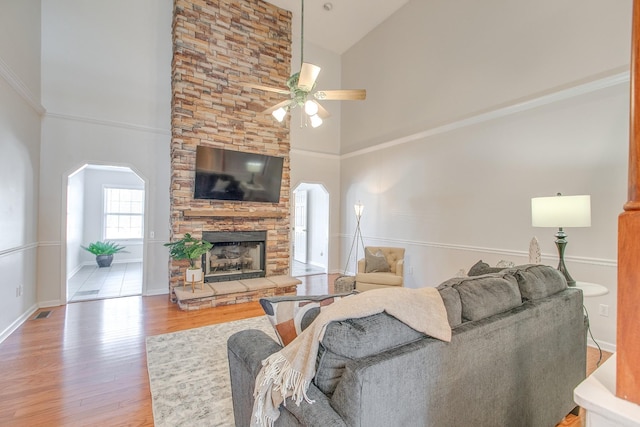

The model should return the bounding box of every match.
[315,312,424,396]
[445,273,523,322]
[509,264,568,300]
[436,285,463,328]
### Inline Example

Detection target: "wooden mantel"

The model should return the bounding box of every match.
[183,209,287,219]
[617,0,640,405]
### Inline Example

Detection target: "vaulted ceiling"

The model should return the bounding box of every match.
[266,0,409,54]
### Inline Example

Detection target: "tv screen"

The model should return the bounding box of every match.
[194,146,284,203]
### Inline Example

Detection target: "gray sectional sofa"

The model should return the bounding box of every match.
[227,264,587,427]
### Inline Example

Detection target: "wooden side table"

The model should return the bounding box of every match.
[574,281,609,297]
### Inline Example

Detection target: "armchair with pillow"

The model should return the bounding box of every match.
[355,246,405,291]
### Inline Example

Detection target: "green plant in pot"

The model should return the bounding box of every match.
[82,241,128,268]
[164,233,213,283]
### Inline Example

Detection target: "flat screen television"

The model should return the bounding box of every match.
[194,146,284,203]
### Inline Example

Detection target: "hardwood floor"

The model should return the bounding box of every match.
[0,273,610,426]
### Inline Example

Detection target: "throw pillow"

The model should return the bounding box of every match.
[259,293,355,346]
[468,259,504,276]
[364,249,391,273]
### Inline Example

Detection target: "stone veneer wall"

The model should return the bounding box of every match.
[170,0,292,301]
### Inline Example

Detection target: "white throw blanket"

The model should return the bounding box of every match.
[251,287,452,427]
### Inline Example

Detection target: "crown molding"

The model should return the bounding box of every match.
[290,148,341,159]
[341,70,630,160]
[45,112,171,136]
[0,56,45,116]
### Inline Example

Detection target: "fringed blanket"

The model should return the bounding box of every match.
[251,286,452,427]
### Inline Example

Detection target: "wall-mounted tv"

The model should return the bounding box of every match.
[194,146,284,203]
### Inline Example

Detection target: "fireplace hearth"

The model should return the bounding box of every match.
[201,231,266,283]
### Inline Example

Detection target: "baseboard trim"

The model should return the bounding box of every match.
[144,288,169,297]
[0,303,39,345]
[588,338,616,354]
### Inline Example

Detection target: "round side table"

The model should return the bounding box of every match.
[574,281,609,297]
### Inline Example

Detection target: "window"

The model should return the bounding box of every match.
[104,187,144,239]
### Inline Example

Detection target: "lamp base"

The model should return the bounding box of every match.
[555,228,576,287]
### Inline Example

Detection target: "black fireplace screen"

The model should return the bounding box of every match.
[201,231,266,283]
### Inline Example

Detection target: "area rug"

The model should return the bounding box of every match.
[146,316,276,427]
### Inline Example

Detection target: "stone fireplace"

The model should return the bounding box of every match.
[202,231,266,283]
[169,0,293,304]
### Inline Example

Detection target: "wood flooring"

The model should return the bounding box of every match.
[0,273,610,426]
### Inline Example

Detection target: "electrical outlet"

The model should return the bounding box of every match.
[150,231,155,239]
[598,304,609,317]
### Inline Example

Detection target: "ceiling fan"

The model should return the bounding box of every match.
[242,0,366,128]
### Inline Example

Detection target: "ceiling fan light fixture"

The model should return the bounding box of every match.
[309,114,323,128]
[272,107,287,122]
[304,100,319,116]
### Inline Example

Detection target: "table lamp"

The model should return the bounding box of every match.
[531,193,591,286]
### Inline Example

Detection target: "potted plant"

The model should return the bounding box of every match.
[81,241,128,268]
[164,233,213,283]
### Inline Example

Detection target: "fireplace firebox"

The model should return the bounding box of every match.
[201,231,266,283]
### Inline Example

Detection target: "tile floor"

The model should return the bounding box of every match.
[291,260,326,277]
[68,262,142,302]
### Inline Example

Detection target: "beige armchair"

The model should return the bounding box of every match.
[355,247,405,292]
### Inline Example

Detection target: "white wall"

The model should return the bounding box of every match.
[0,0,42,339]
[290,42,343,273]
[66,168,85,277]
[339,0,632,350]
[39,0,172,305]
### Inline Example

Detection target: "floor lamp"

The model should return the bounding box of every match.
[531,193,591,286]
[344,202,365,275]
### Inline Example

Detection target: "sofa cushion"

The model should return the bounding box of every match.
[510,264,567,300]
[436,284,463,328]
[468,260,504,276]
[259,293,355,346]
[355,272,403,286]
[364,249,391,273]
[314,312,425,396]
[452,273,522,321]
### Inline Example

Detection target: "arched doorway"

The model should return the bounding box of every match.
[291,183,329,277]
[65,164,146,302]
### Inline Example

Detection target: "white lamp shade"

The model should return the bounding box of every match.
[309,114,323,128]
[531,194,591,228]
[354,202,364,218]
[246,161,262,173]
[304,100,319,116]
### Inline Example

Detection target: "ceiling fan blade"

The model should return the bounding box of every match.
[263,100,292,115]
[315,102,331,119]
[243,82,290,95]
[297,63,321,92]
[314,89,367,101]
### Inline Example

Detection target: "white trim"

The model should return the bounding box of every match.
[39,300,63,308]
[340,71,630,159]
[0,304,38,345]
[0,242,39,258]
[45,111,171,136]
[0,56,45,115]
[343,234,617,268]
[144,288,169,296]
[290,148,341,159]
[588,338,616,354]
